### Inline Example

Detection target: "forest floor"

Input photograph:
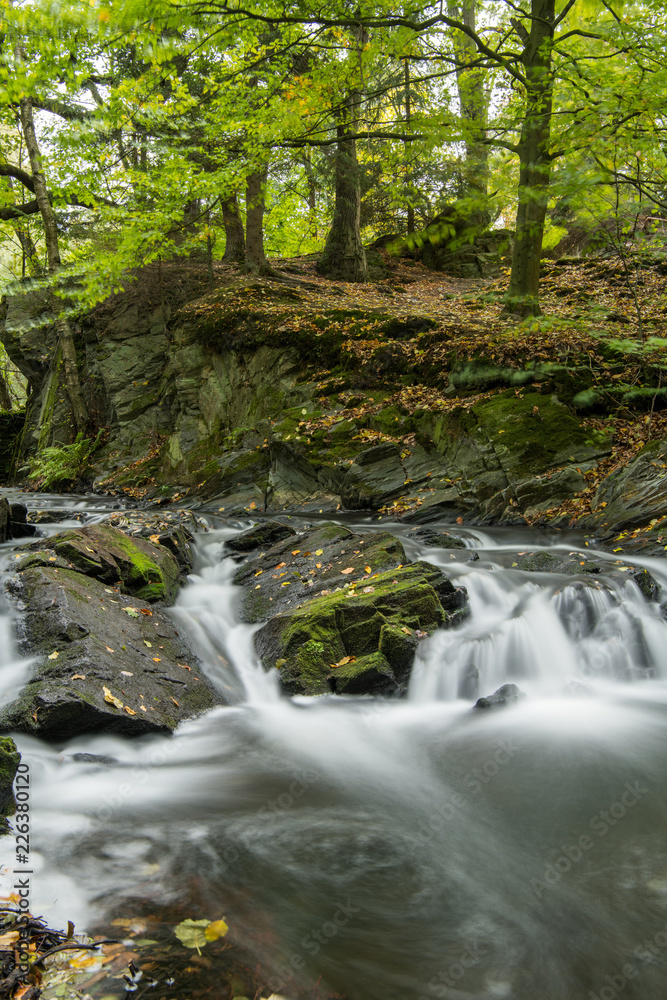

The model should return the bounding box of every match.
[149,248,667,532]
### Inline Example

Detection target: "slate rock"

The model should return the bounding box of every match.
[231,521,468,696]
[0,560,223,740]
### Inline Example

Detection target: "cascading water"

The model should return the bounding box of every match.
[3,499,667,1000]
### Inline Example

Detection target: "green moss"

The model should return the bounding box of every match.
[264,563,449,695]
[0,737,20,829]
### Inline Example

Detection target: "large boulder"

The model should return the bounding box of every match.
[232,522,467,695]
[0,523,223,739]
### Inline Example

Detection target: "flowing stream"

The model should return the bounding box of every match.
[3,497,667,1000]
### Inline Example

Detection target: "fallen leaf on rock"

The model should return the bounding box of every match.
[365,565,371,574]
[144,640,152,647]
[291,549,300,555]
[171,698,179,707]
[331,655,356,668]
[140,608,152,616]
[316,562,322,568]
[123,608,140,618]
[178,663,191,670]
[124,706,137,716]
[152,657,161,662]
[149,534,160,543]
[121,671,133,676]
[139,705,147,712]
[103,686,123,710]
[315,549,323,555]
[276,562,286,569]
[105,646,115,653]
[71,674,86,680]
[362,586,375,593]
[341,567,354,574]
[401,627,412,634]
[415,630,428,638]
[48,650,59,659]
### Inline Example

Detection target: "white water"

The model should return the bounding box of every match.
[2,503,667,1000]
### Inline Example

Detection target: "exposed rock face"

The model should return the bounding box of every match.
[586,440,667,530]
[0,522,223,739]
[0,737,20,834]
[232,522,468,696]
[0,273,613,525]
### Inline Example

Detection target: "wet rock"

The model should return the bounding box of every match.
[512,551,603,575]
[414,528,467,550]
[18,523,182,602]
[226,520,296,553]
[0,498,9,543]
[0,737,20,834]
[474,683,525,710]
[9,502,36,539]
[0,524,223,740]
[233,522,468,696]
[628,567,661,603]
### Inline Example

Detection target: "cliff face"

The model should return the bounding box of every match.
[2,261,666,532]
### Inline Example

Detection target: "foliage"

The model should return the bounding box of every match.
[28,431,103,489]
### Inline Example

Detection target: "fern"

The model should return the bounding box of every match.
[29,432,103,490]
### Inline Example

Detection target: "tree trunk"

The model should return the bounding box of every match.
[404,59,415,234]
[222,195,246,263]
[316,97,368,283]
[302,151,318,240]
[448,0,489,225]
[245,166,274,275]
[0,370,12,410]
[18,96,87,431]
[502,0,556,317]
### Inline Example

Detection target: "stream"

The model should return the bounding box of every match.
[2,496,667,1000]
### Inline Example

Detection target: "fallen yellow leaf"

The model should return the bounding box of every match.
[205,919,229,941]
[48,650,59,660]
[341,567,354,574]
[315,549,323,555]
[103,686,123,710]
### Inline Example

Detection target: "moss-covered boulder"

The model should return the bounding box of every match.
[232,521,467,695]
[0,737,20,834]
[17,523,182,602]
[0,520,223,739]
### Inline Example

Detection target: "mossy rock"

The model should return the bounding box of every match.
[255,562,467,696]
[0,563,222,740]
[17,523,181,602]
[0,737,20,833]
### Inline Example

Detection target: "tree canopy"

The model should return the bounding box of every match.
[0,0,665,317]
